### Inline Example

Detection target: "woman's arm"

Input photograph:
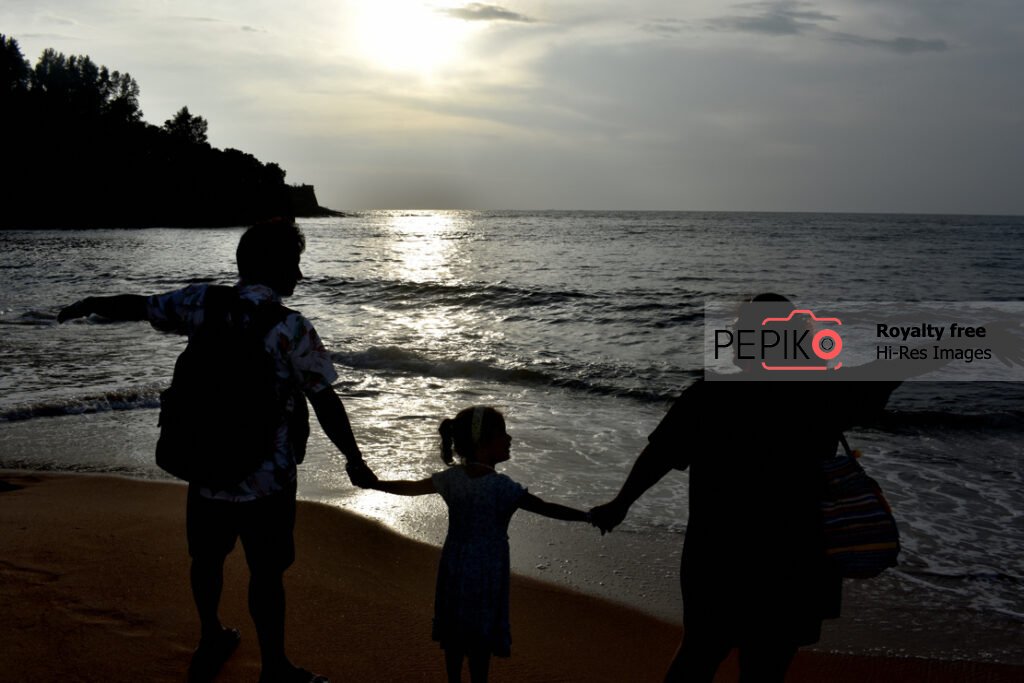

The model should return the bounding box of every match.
[589,443,676,533]
[518,493,588,522]
[371,478,437,496]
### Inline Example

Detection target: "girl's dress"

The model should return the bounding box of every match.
[430,466,527,656]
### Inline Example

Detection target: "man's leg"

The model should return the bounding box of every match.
[186,488,242,680]
[191,555,227,639]
[240,481,327,682]
[249,567,288,672]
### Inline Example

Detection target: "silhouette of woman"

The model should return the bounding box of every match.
[591,294,900,682]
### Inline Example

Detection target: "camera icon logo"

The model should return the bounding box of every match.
[760,309,843,371]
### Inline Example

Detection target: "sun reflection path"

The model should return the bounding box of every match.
[385,210,463,283]
[379,211,473,347]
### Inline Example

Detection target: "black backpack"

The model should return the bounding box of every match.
[155,285,307,489]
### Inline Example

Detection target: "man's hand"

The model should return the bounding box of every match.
[57,295,147,323]
[346,459,378,489]
[58,299,91,323]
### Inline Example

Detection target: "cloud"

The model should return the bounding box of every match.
[708,1,837,36]
[441,3,536,23]
[17,32,77,42]
[166,15,267,36]
[177,16,222,23]
[640,18,689,38]
[41,13,78,26]
[706,2,948,56]
[830,32,948,55]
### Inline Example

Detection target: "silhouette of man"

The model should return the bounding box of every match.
[59,220,376,683]
[590,294,900,683]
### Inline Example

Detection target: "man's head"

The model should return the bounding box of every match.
[236,218,306,296]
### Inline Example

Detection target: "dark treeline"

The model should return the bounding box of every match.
[1,35,311,229]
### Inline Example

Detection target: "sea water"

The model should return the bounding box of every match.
[2,211,1022,661]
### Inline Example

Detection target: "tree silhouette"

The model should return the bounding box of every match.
[164,106,209,146]
[28,48,141,122]
[1,35,30,100]
[1,34,303,229]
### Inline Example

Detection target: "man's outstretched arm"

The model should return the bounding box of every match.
[58,295,148,323]
[308,386,377,487]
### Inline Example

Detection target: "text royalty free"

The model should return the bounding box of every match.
[713,322,991,363]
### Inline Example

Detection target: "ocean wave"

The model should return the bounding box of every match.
[878,409,1024,433]
[314,276,595,309]
[893,567,1024,620]
[901,567,1023,585]
[310,276,706,329]
[0,310,58,326]
[332,346,688,403]
[333,346,551,384]
[1,388,162,421]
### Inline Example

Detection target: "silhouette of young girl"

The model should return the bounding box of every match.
[370,406,589,683]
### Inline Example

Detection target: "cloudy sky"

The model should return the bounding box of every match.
[4,1,1022,213]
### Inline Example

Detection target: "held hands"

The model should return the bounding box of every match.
[589,500,629,535]
[345,459,378,489]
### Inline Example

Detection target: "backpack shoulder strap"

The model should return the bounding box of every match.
[201,285,237,312]
[245,301,293,342]
[198,285,290,339]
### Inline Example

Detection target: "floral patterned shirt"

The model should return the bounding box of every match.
[147,282,338,501]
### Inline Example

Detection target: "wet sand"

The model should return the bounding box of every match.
[1,470,1020,682]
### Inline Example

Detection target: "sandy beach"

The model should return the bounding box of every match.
[1,470,1021,683]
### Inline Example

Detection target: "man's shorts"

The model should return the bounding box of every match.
[186,480,297,574]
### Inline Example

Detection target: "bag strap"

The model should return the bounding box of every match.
[244,299,292,340]
[837,432,865,460]
[200,285,290,340]
[838,432,854,458]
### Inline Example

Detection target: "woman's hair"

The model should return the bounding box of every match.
[734,292,795,331]
[236,218,306,287]
[439,406,504,465]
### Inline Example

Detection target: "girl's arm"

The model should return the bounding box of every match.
[371,478,437,496]
[519,493,588,522]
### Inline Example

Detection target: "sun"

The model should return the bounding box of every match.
[350,1,481,76]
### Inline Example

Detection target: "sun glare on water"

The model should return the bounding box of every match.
[350,1,481,76]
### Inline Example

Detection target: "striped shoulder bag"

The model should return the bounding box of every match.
[820,435,900,578]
